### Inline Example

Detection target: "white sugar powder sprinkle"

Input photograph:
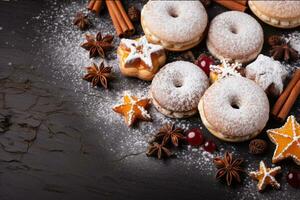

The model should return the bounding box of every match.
[30,1,299,199]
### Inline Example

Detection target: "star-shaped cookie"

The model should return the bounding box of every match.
[249,161,281,192]
[267,115,300,165]
[120,36,164,69]
[113,95,151,127]
[245,54,288,96]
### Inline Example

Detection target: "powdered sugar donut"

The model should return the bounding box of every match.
[150,61,209,118]
[207,11,263,63]
[199,77,269,142]
[141,0,208,51]
[249,0,300,28]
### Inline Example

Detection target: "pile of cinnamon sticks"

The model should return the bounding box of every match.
[87,0,134,37]
[213,0,248,12]
[272,69,300,122]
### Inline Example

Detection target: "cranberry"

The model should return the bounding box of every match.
[287,170,300,188]
[194,54,214,76]
[186,128,204,146]
[203,140,217,153]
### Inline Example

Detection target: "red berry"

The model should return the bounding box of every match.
[203,140,216,153]
[186,128,204,146]
[287,170,300,188]
[194,54,214,76]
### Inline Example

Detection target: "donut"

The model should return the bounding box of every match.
[198,77,269,142]
[117,36,166,81]
[150,61,209,118]
[249,1,300,29]
[206,11,263,64]
[141,0,208,51]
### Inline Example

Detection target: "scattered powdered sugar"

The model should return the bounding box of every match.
[30,1,299,199]
[282,32,300,75]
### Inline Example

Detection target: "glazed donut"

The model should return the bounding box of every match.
[150,61,209,118]
[198,77,269,142]
[249,0,300,29]
[117,36,166,81]
[141,0,208,51]
[207,11,263,64]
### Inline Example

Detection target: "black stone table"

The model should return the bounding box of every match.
[0,1,299,200]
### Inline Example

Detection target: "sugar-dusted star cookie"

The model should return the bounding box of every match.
[267,115,300,165]
[113,95,151,127]
[249,161,281,192]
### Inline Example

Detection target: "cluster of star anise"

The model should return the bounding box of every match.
[146,123,186,159]
[268,35,299,62]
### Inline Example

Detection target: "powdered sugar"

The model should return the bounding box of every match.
[245,54,288,96]
[120,36,164,69]
[151,61,209,112]
[207,11,263,62]
[30,1,299,199]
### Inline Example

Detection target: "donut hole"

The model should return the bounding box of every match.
[229,97,240,109]
[230,102,240,109]
[168,7,179,18]
[229,26,238,34]
[173,79,183,88]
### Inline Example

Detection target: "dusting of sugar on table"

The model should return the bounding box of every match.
[30,1,299,199]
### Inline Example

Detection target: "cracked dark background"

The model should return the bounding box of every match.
[0,0,300,200]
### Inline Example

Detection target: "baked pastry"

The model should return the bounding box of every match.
[209,59,242,83]
[150,61,209,118]
[141,0,208,51]
[249,0,300,29]
[206,11,263,64]
[199,77,269,142]
[113,94,151,127]
[117,36,166,81]
[267,115,300,165]
[245,54,288,96]
[249,161,281,192]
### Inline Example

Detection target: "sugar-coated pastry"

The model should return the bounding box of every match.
[249,0,300,29]
[150,61,209,118]
[207,11,263,64]
[141,0,208,51]
[209,59,242,84]
[245,54,288,96]
[117,36,166,81]
[199,77,269,142]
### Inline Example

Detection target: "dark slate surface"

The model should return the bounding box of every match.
[0,0,299,200]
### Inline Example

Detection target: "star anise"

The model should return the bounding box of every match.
[153,123,185,147]
[268,35,299,62]
[146,142,172,159]
[73,12,92,31]
[81,32,114,58]
[213,152,244,186]
[83,62,112,88]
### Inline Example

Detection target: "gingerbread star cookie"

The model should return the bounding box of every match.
[267,115,300,165]
[249,161,281,192]
[113,95,151,127]
[117,36,166,81]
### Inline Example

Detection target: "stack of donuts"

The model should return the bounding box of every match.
[116,0,300,142]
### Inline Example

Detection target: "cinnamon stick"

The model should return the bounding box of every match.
[234,0,247,6]
[106,0,123,36]
[213,0,247,12]
[87,0,96,10]
[115,0,134,35]
[277,80,300,121]
[105,0,134,37]
[272,69,300,117]
[92,0,103,15]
